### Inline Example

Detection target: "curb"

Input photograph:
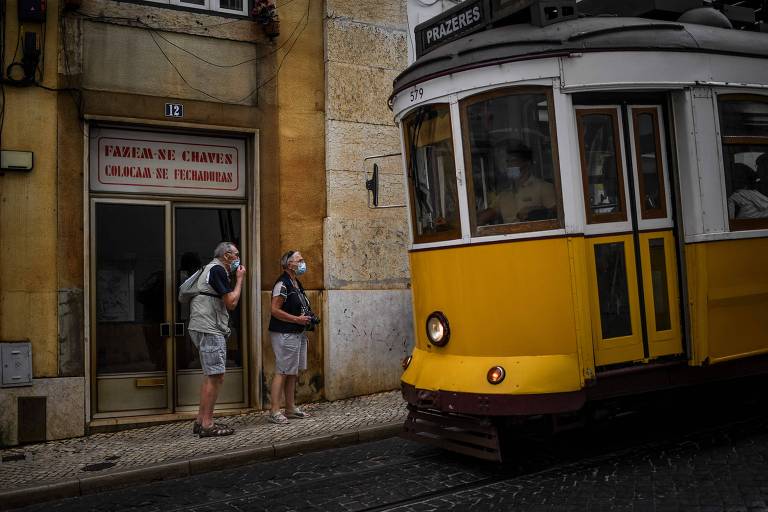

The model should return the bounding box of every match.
[0,422,403,511]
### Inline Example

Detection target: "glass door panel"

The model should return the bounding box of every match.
[94,201,171,414]
[576,109,628,224]
[174,206,246,408]
[638,232,682,357]
[631,108,668,220]
[586,235,644,366]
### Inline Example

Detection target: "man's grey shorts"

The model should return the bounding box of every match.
[270,332,307,375]
[189,331,226,376]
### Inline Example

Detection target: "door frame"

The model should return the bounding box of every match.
[172,202,249,412]
[575,102,683,367]
[83,118,261,424]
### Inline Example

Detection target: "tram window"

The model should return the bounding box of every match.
[576,109,627,224]
[461,88,561,235]
[718,96,768,230]
[403,105,461,243]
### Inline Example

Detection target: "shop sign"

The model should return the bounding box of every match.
[89,127,246,198]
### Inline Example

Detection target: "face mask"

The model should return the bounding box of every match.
[506,166,521,180]
[230,259,240,273]
[296,261,307,275]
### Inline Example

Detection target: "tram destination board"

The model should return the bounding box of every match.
[414,0,570,57]
[415,0,490,57]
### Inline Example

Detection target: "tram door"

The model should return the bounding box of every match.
[575,105,683,367]
[92,200,246,416]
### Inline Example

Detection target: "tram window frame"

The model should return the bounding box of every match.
[576,108,629,225]
[402,104,463,245]
[718,94,768,232]
[459,86,564,237]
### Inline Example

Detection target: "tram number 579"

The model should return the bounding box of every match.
[409,87,424,102]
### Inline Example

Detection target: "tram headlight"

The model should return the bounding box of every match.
[402,355,413,370]
[487,366,506,385]
[426,311,450,347]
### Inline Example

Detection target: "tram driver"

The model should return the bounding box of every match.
[477,142,556,225]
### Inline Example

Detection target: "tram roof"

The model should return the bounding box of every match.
[392,16,768,95]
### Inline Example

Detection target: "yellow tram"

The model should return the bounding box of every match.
[376,0,768,460]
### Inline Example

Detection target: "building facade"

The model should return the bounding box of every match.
[0,0,412,446]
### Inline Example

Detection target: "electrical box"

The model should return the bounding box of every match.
[19,0,47,23]
[1,342,33,388]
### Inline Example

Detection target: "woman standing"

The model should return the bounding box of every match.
[268,250,314,424]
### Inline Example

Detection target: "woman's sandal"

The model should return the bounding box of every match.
[268,412,290,425]
[198,423,234,437]
[285,407,309,419]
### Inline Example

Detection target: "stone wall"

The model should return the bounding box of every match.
[323,0,414,400]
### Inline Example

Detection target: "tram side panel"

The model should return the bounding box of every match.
[404,237,592,397]
[673,89,768,366]
[685,238,768,365]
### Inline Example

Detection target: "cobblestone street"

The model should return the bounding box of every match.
[10,380,768,512]
[0,391,406,498]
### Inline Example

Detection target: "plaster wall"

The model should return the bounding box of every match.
[323,1,413,399]
[0,1,61,379]
[324,290,413,399]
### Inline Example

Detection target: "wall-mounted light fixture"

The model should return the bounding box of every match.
[1,151,34,172]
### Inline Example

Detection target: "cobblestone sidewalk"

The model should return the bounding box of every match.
[0,391,406,497]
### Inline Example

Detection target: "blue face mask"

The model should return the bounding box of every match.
[296,261,307,275]
[506,166,521,180]
[230,259,240,273]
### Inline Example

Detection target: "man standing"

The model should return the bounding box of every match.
[189,242,245,437]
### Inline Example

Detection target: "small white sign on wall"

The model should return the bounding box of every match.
[89,127,246,198]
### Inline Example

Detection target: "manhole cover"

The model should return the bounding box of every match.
[82,461,117,472]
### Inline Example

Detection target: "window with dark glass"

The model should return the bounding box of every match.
[718,95,768,230]
[403,105,461,243]
[139,0,248,16]
[577,109,627,224]
[594,242,633,339]
[632,108,667,219]
[461,88,562,235]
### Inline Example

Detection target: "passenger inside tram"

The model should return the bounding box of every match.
[756,153,768,196]
[477,141,556,225]
[727,162,768,219]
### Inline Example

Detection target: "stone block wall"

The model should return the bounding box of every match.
[323,0,414,400]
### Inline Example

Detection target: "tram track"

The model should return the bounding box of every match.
[20,383,768,512]
[355,408,768,512]
[162,405,768,512]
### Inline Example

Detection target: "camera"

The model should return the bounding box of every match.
[303,307,321,331]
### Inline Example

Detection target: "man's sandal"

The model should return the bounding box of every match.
[198,424,234,437]
[193,421,228,435]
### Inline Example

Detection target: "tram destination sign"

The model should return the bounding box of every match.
[415,0,490,57]
[89,127,246,198]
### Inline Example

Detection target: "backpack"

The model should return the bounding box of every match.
[178,267,204,304]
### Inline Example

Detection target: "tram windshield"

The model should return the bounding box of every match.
[462,89,560,234]
[403,104,461,243]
